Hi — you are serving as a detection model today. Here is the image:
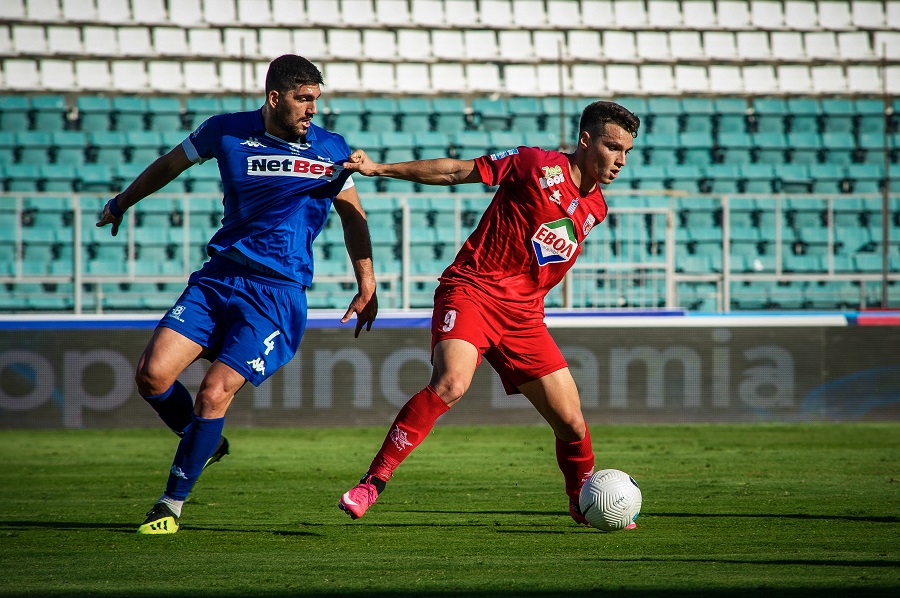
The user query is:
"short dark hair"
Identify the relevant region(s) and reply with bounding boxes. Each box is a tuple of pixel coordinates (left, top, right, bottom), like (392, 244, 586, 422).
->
(265, 54, 324, 94)
(579, 101, 641, 140)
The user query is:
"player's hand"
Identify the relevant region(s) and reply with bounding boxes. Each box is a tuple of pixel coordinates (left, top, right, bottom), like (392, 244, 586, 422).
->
(341, 289, 378, 338)
(343, 149, 379, 177)
(96, 198, 123, 237)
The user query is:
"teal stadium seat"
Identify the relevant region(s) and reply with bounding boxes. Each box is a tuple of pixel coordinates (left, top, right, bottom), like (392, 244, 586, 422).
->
(681, 97, 715, 135)
(540, 97, 579, 141)
(414, 131, 450, 160)
(381, 132, 416, 163)
(786, 132, 822, 165)
(452, 131, 490, 159)
(89, 131, 128, 163)
(507, 97, 543, 133)
(431, 97, 468, 133)
(820, 98, 855, 134)
(774, 163, 812, 193)
(184, 97, 221, 129)
(112, 96, 148, 131)
(714, 97, 748, 134)
(396, 97, 432, 133)
(703, 163, 741, 194)
(646, 97, 681, 135)
(0, 132, 14, 165)
(642, 131, 678, 166)
(808, 164, 844, 194)
(0, 96, 31, 132)
(679, 131, 714, 166)
(471, 98, 509, 132)
(488, 131, 525, 153)
(751, 98, 788, 134)
(51, 131, 87, 165)
(739, 163, 775, 193)
(752, 132, 789, 163)
(30, 95, 69, 131)
(821, 132, 856, 165)
(846, 163, 883, 193)
(857, 132, 887, 164)
(327, 97, 364, 134)
(630, 164, 666, 191)
(147, 97, 184, 132)
(785, 98, 821, 134)
(5, 163, 41, 191)
(76, 96, 112, 132)
(716, 131, 753, 164)
(666, 164, 702, 194)
(76, 163, 114, 193)
(15, 131, 52, 164)
(126, 130, 163, 163)
(855, 99, 886, 135)
(363, 97, 397, 133)
(39, 163, 77, 192)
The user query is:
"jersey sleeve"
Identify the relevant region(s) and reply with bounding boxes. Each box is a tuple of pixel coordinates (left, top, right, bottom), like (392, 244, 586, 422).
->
(473, 147, 526, 187)
(181, 115, 221, 164)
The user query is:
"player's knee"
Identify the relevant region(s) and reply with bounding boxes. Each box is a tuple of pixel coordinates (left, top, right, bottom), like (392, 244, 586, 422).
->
(193, 386, 233, 418)
(431, 375, 469, 405)
(134, 363, 173, 398)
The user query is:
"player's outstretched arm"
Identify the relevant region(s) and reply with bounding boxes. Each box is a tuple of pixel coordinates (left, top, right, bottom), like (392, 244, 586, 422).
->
(333, 185, 378, 337)
(344, 149, 482, 186)
(96, 144, 194, 236)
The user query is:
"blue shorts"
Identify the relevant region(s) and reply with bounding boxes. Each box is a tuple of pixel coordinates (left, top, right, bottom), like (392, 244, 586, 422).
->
(158, 255, 308, 386)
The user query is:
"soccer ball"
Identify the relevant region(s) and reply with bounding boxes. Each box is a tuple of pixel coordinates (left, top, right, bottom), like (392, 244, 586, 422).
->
(578, 468, 642, 531)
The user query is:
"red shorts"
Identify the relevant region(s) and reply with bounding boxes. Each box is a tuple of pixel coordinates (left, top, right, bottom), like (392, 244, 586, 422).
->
(432, 283, 568, 395)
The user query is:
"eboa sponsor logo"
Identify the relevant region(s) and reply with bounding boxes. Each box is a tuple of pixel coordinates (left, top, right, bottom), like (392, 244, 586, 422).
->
(247, 156, 337, 179)
(532, 218, 578, 266)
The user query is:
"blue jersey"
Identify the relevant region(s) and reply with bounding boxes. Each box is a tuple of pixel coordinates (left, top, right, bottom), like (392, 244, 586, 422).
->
(182, 109, 352, 286)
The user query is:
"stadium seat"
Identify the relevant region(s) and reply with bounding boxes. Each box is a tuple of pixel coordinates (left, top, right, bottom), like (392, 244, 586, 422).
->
(327, 97, 364, 134)
(30, 95, 68, 131)
(787, 132, 823, 165)
(51, 131, 87, 165)
(111, 96, 147, 131)
(414, 131, 451, 160)
(395, 97, 431, 133)
(363, 97, 398, 133)
(15, 131, 52, 165)
(75, 95, 112, 131)
(89, 131, 128, 163)
(717, 131, 754, 164)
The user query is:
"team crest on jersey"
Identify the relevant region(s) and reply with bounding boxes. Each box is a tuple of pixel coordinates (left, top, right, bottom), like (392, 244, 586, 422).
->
(247, 156, 337, 180)
(532, 218, 578, 266)
(489, 148, 519, 161)
(241, 137, 266, 148)
(583, 213, 597, 235)
(539, 165, 565, 189)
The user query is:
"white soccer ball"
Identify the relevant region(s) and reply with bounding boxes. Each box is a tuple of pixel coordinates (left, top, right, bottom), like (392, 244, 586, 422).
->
(578, 468, 642, 531)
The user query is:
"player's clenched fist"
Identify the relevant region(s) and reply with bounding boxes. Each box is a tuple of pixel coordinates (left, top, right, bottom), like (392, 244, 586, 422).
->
(343, 149, 378, 176)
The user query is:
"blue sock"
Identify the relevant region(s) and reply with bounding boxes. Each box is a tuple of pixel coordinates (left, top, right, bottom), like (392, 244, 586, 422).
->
(142, 381, 194, 435)
(165, 413, 226, 501)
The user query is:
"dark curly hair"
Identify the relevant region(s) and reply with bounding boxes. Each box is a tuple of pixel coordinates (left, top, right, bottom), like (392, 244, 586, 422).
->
(579, 101, 641, 140)
(265, 54, 324, 95)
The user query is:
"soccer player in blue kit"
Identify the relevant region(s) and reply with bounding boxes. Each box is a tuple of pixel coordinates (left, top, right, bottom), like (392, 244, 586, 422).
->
(96, 55, 378, 534)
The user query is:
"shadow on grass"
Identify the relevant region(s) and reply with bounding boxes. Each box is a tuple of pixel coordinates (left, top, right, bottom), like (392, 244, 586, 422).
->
(653, 512, 900, 524)
(0, 520, 321, 536)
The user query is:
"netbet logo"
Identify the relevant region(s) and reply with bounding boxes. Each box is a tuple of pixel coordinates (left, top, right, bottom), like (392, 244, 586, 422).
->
(532, 218, 578, 266)
(247, 156, 336, 179)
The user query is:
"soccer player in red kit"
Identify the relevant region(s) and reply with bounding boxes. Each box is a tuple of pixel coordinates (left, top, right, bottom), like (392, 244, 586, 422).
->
(338, 101, 640, 525)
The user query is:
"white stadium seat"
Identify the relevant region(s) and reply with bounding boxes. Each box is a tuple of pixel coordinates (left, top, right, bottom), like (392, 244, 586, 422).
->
(3, 59, 40, 90)
(0, 0, 25, 20)
(784, 1, 818, 30)
(188, 28, 225, 57)
(805, 32, 839, 60)
(375, 0, 411, 26)
(851, 0, 884, 28)
(567, 30, 601, 61)
(395, 62, 430, 94)
(498, 30, 535, 61)
(581, 1, 614, 27)
(603, 31, 637, 61)
(84, 26, 119, 56)
(512, 0, 547, 27)
(259, 29, 295, 60)
(219, 61, 256, 92)
(750, 0, 785, 28)
(75, 59, 112, 90)
(117, 27, 152, 56)
(675, 65, 710, 93)
(294, 29, 327, 59)
(846, 66, 882, 94)
(168, 0, 204, 27)
(536, 63, 565, 94)
(736, 31, 772, 60)
(26, 0, 62, 21)
(873, 32, 900, 60)
(95, 0, 131, 24)
(62, 0, 97, 22)
(463, 30, 498, 61)
(397, 29, 431, 61)
(184, 61, 220, 92)
(41, 58, 76, 91)
(432, 30, 465, 60)
(669, 31, 704, 60)
(430, 63, 466, 93)
(305, 0, 342, 25)
(682, 0, 716, 27)
(777, 65, 812, 93)
(744, 65, 779, 94)
(224, 28, 259, 58)
(0, 27, 12, 56)
(479, 0, 513, 27)
(237, 0, 274, 25)
(204, 0, 239, 26)
(443, 0, 478, 27)
(640, 64, 675, 94)
(886, 66, 900, 94)
(362, 29, 397, 61)
(605, 64, 641, 94)
(533, 31, 566, 61)
(708, 65, 743, 93)
(837, 32, 873, 60)
(132, 0, 169, 25)
(546, 0, 580, 28)
(771, 31, 806, 61)
(327, 29, 361, 60)
(323, 62, 360, 92)
(410, 0, 444, 26)
(571, 64, 606, 96)
(502, 64, 537, 95)
(647, 0, 682, 28)
(811, 65, 847, 93)
(153, 27, 189, 56)
(148, 60, 185, 92)
(360, 62, 396, 93)
(271, 0, 307, 26)
(818, 0, 852, 29)
(637, 31, 671, 61)
(887, 3, 900, 28)
(717, 0, 752, 28)
(467, 63, 502, 93)
(111, 59, 148, 92)
(614, 0, 648, 27)
(47, 26, 82, 55)
(703, 32, 738, 60)
(12, 25, 48, 55)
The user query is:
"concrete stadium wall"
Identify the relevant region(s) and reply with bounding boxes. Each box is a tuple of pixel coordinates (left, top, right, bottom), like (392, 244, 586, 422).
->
(1, 310, 898, 429)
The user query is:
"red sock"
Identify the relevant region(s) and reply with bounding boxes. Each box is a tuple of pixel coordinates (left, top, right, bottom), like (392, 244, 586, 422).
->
(368, 386, 450, 481)
(556, 425, 595, 503)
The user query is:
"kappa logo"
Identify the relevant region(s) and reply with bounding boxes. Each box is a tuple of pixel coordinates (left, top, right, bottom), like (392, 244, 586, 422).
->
(168, 305, 186, 323)
(539, 165, 565, 189)
(241, 137, 266, 148)
(170, 465, 188, 480)
(548, 189, 562, 205)
(247, 357, 266, 375)
(390, 424, 414, 451)
(532, 218, 579, 266)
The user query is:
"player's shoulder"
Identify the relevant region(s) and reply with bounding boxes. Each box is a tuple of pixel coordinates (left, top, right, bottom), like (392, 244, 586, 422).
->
(499, 145, 563, 167)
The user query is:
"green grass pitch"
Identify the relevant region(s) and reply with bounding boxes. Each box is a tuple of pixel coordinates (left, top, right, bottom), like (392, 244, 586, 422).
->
(1, 424, 898, 597)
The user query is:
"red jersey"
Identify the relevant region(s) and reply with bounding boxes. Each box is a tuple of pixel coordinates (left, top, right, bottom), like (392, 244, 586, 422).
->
(439, 146, 608, 314)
